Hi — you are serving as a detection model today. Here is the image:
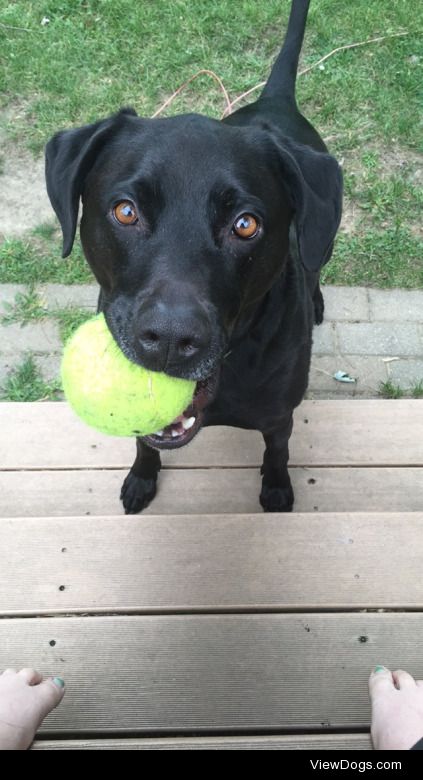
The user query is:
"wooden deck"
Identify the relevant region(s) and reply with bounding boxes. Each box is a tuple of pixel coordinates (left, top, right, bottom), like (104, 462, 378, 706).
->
(0, 399, 422, 750)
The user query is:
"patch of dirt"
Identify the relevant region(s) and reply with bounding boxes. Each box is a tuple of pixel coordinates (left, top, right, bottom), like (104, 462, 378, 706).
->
(0, 109, 54, 240)
(343, 143, 423, 185)
(339, 197, 361, 234)
(337, 144, 423, 236)
(378, 147, 423, 186)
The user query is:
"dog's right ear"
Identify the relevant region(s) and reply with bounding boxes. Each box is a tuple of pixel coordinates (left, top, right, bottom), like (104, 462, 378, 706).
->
(45, 107, 137, 257)
(261, 129, 343, 272)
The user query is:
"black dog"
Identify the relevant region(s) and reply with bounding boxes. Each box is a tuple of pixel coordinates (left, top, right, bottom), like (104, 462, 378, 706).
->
(45, 0, 342, 514)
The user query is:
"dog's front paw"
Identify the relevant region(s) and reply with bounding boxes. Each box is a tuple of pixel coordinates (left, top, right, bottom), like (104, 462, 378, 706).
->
(120, 471, 157, 514)
(260, 482, 294, 513)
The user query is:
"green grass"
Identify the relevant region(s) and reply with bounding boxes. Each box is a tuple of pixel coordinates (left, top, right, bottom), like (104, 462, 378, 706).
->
(0, 232, 92, 284)
(1, 287, 47, 324)
(0, 355, 61, 401)
(54, 307, 93, 344)
(322, 141, 423, 286)
(0, 302, 91, 400)
(1, 0, 421, 151)
(344, 164, 422, 229)
(32, 222, 59, 241)
(378, 380, 404, 399)
(322, 226, 423, 288)
(378, 380, 423, 399)
(1, 283, 93, 340)
(412, 381, 423, 399)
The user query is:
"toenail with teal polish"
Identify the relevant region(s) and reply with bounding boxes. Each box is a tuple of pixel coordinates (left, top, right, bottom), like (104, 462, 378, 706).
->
(374, 665, 385, 673)
(53, 677, 65, 688)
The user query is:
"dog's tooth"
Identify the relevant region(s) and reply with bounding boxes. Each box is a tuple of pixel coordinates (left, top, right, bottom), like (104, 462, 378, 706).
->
(155, 430, 164, 437)
(171, 429, 180, 438)
(182, 416, 196, 430)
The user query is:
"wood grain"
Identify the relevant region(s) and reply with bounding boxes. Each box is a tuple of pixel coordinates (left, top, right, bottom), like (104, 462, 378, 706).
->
(0, 512, 423, 614)
(2, 400, 422, 469)
(1, 613, 421, 733)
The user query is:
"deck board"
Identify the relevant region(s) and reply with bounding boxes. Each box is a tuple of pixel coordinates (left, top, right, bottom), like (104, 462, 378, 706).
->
(2, 400, 422, 469)
(32, 734, 372, 750)
(1, 512, 423, 615)
(1, 613, 422, 733)
(1, 467, 422, 517)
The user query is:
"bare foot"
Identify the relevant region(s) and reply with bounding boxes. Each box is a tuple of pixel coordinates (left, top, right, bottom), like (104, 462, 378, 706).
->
(369, 666, 423, 750)
(0, 669, 65, 750)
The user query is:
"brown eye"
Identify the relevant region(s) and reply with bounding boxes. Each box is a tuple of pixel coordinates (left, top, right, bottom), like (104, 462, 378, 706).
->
(233, 213, 259, 239)
(113, 200, 138, 225)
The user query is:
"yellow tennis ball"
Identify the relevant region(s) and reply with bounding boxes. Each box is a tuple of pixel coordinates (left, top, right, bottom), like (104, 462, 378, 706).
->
(61, 314, 195, 437)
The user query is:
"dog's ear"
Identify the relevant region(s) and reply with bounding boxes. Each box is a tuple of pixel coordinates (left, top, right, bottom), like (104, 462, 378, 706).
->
(267, 133, 343, 271)
(45, 107, 137, 257)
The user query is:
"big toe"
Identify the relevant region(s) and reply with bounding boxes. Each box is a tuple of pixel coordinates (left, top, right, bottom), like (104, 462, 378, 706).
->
(34, 678, 66, 718)
(0, 677, 65, 750)
(369, 666, 395, 700)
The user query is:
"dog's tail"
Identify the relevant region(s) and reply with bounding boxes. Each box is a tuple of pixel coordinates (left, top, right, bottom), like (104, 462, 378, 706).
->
(260, 0, 311, 103)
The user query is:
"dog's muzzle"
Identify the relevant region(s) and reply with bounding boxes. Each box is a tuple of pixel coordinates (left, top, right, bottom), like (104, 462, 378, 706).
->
(141, 370, 219, 450)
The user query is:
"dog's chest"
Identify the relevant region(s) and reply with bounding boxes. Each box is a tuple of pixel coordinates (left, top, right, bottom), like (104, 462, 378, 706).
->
(203, 339, 309, 432)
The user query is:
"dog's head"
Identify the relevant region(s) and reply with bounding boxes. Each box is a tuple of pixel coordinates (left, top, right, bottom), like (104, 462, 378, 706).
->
(46, 107, 341, 448)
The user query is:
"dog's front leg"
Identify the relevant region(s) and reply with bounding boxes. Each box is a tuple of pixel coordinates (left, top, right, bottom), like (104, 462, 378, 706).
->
(260, 414, 294, 512)
(120, 438, 161, 514)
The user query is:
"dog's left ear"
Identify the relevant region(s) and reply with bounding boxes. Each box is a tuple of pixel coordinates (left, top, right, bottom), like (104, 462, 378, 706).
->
(267, 133, 343, 271)
(45, 107, 138, 257)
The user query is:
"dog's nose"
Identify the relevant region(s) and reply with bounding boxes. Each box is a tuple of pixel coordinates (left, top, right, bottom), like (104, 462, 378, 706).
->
(136, 298, 211, 371)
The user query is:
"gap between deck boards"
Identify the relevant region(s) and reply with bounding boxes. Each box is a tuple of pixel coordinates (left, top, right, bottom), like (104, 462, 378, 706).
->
(1, 463, 420, 472)
(2, 607, 423, 620)
(32, 725, 371, 739)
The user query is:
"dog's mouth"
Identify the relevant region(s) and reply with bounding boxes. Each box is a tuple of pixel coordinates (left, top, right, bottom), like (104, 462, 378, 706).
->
(141, 372, 219, 450)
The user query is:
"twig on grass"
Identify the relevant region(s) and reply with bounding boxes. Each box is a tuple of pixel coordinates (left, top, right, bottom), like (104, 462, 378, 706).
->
(150, 29, 410, 119)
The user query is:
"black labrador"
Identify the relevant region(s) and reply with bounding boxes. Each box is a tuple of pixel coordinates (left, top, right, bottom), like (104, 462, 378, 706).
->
(45, 0, 342, 514)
